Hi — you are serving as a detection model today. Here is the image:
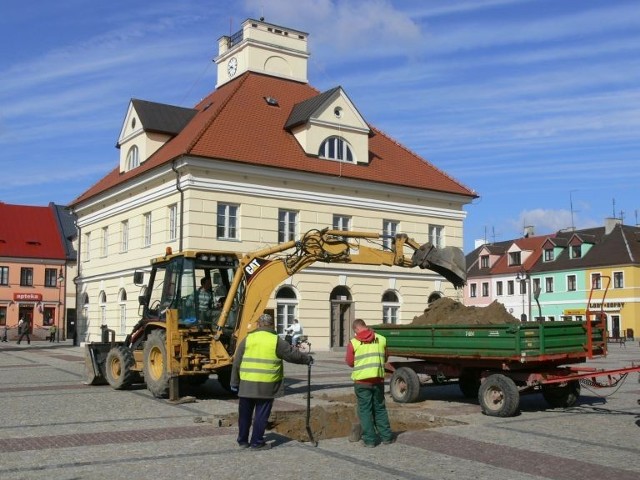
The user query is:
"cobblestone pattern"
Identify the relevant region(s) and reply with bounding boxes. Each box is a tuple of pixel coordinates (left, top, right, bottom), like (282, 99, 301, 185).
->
(1, 341, 639, 480)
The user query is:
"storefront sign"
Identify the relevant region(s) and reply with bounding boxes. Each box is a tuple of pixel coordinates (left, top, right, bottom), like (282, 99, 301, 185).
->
(14, 293, 43, 302)
(588, 301, 624, 310)
(563, 309, 586, 315)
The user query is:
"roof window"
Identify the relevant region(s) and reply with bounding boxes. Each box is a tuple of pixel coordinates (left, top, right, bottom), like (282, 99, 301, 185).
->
(264, 96, 279, 107)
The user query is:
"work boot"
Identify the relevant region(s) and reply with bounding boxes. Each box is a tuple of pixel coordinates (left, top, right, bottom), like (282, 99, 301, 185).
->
(348, 423, 362, 442)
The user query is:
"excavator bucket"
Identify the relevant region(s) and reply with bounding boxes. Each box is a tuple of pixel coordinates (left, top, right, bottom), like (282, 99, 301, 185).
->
(83, 343, 110, 385)
(411, 243, 466, 288)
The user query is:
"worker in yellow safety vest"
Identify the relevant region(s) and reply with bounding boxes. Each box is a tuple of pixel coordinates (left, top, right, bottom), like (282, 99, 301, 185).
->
(230, 313, 312, 450)
(345, 318, 395, 447)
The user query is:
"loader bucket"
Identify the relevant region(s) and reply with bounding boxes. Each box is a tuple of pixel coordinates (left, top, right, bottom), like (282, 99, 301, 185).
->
(83, 343, 111, 385)
(412, 244, 466, 288)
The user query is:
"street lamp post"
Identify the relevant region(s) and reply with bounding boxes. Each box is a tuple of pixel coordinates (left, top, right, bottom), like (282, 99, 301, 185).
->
(57, 269, 64, 343)
(516, 270, 531, 322)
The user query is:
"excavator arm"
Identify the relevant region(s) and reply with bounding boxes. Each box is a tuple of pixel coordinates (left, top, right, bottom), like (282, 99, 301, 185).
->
(216, 228, 466, 346)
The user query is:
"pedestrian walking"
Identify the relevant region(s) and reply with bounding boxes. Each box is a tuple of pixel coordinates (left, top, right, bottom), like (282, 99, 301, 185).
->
(17, 317, 31, 345)
(230, 313, 313, 450)
(1, 324, 8, 342)
(345, 318, 394, 447)
(49, 325, 57, 342)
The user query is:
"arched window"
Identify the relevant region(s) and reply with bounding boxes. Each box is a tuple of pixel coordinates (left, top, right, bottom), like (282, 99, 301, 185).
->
(276, 286, 298, 335)
(126, 145, 139, 170)
(382, 290, 400, 324)
(99, 291, 107, 328)
(318, 136, 354, 162)
(118, 289, 127, 335)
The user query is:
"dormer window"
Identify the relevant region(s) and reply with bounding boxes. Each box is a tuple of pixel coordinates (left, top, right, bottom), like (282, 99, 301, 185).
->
(480, 255, 489, 268)
(508, 251, 521, 266)
(126, 145, 139, 170)
(319, 136, 354, 163)
(571, 245, 581, 259)
(544, 248, 554, 262)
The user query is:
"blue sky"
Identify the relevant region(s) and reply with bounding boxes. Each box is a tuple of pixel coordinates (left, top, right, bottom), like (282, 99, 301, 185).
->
(1, 0, 639, 252)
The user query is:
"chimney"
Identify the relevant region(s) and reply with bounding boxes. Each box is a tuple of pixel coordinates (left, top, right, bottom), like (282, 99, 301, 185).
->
(604, 217, 621, 235)
(523, 225, 535, 238)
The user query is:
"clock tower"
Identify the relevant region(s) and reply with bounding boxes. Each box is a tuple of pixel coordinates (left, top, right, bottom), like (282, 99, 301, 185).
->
(215, 18, 310, 88)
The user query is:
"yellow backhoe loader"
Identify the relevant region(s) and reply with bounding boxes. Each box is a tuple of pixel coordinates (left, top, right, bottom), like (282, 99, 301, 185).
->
(84, 228, 466, 399)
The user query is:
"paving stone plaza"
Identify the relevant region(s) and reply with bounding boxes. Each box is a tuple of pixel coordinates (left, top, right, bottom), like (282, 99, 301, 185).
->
(1, 341, 639, 480)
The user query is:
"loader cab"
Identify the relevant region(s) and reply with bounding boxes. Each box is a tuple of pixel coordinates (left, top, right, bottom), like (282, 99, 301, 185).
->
(137, 250, 241, 329)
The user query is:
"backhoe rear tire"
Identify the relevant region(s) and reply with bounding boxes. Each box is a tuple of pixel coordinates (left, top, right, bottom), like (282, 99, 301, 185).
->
(105, 345, 137, 390)
(143, 329, 170, 398)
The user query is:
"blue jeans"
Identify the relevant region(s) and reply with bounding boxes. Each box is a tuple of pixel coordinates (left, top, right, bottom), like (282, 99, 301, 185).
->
(354, 383, 392, 445)
(237, 397, 274, 447)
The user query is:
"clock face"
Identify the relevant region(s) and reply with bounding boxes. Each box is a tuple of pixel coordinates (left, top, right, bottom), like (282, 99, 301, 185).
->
(227, 57, 238, 77)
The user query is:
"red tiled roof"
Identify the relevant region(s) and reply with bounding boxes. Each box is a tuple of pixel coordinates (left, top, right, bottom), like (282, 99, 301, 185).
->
(72, 72, 477, 205)
(0, 203, 66, 259)
(489, 235, 553, 275)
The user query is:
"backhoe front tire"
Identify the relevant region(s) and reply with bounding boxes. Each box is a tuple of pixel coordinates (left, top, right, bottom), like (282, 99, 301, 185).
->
(143, 330, 170, 398)
(105, 345, 137, 390)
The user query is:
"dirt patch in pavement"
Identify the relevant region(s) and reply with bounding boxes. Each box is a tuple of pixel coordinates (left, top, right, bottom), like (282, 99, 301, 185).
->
(203, 392, 464, 442)
(412, 297, 519, 326)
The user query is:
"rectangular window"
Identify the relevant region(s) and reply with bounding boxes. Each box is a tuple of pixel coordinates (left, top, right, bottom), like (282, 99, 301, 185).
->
(519, 280, 527, 295)
(591, 273, 601, 290)
(120, 304, 127, 335)
(168, 204, 178, 242)
(84, 232, 91, 261)
(508, 251, 521, 266)
(276, 303, 296, 335)
(43, 307, 55, 326)
(544, 249, 554, 262)
(481, 282, 489, 297)
(613, 271, 624, 289)
(101, 226, 109, 257)
(496, 281, 503, 296)
(278, 209, 298, 242)
(332, 214, 351, 231)
(217, 203, 238, 240)
(383, 305, 399, 324)
(143, 213, 152, 247)
(469, 283, 477, 298)
(382, 219, 399, 250)
(507, 280, 514, 295)
(480, 255, 489, 268)
(567, 275, 576, 292)
(0, 306, 6, 326)
(0, 266, 8, 286)
(532, 278, 541, 295)
(20, 267, 33, 287)
(44, 268, 58, 287)
(428, 224, 444, 248)
(545, 277, 554, 293)
(571, 245, 581, 259)
(121, 220, 129, 253)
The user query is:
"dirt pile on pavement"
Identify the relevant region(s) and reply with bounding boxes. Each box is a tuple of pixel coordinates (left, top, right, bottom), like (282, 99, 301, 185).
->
(412, 297, 519, 326)
(205, 392, 464, 442)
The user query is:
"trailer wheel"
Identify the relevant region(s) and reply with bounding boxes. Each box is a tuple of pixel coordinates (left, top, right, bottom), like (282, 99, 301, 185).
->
(479, 374, 520, 417)
(458, 370, 481, 398)
(541, 381, 580, 408)
(143, 330, 170, 398)
(390, 367, 421, 403)
(105, 345, 137, 390)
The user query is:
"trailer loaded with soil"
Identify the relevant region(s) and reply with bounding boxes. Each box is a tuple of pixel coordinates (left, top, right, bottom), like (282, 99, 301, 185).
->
(373, 298, 640, 417)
